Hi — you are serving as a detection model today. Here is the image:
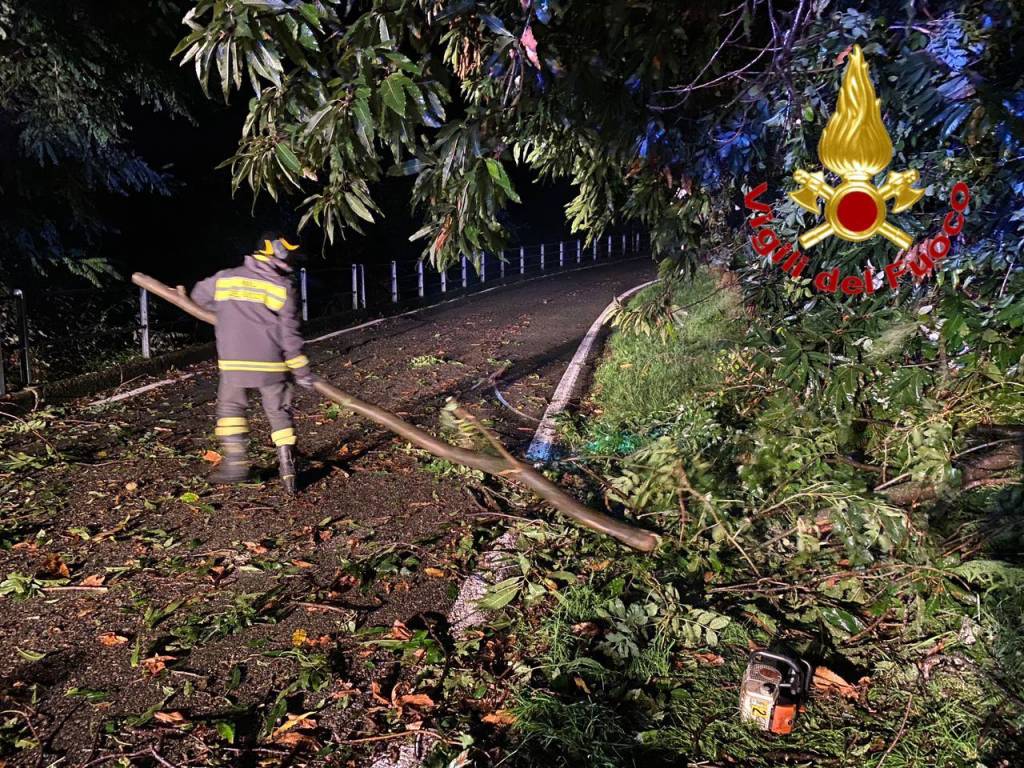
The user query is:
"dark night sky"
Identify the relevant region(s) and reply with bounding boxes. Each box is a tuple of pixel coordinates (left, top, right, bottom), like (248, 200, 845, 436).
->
(106, 88, 577, 287)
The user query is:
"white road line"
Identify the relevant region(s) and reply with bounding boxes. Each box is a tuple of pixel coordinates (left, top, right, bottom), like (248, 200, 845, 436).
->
(86, 258, 646, 407)
(525, 279, 658, 462)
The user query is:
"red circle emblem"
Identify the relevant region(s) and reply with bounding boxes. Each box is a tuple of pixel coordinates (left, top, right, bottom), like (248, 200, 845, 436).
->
(835, 190, 878, 233)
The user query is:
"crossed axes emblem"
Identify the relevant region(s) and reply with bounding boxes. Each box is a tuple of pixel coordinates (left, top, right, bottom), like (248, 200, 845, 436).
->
(790, 168, 923, 250)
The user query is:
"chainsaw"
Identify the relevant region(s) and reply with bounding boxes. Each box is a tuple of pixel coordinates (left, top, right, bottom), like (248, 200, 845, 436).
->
(739, 650, 813, 735)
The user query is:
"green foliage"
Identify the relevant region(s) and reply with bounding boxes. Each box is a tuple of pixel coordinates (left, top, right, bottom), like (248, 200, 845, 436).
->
(0, 0, 190, 286)
(176, 0, 783, 265)
(592, 270, 743, 430)
(455, 265, 1024, 766)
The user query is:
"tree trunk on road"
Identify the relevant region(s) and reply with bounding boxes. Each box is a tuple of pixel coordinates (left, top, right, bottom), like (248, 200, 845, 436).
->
(132, 272, 661, 552)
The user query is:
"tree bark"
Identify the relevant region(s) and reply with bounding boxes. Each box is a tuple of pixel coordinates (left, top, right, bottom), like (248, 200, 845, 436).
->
(876, 433, 1023, 507)
(132, 272, 660, 552)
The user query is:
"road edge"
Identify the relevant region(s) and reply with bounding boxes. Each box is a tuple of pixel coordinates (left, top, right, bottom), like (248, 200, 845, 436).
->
(369, 277, 658, 768)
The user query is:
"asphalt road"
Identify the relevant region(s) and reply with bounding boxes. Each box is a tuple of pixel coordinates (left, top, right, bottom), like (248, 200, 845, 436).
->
(0, 257, 655, 766)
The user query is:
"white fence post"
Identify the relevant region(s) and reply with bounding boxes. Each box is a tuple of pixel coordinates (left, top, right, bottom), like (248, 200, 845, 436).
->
(592, 240, 598, 261)
(299, 267, 309, 321)
(540, 243, 545, 271)
(359, 264, 367, 308)
(351, 265, 359, 310)
(622, 233, 627, 255)
(461, 255, 468, 288)
(139, 287, 151, 359)
(577, 239, 582, 264)
(500, 251, 506, 279)
(559, 241, 564, 268)
(441, 267, 447, 293)
(519, 246, 525, 275)
(390, 261, 398, 303)
(607, 234, 612, 257)
(481, 253, 487, 283)
(417, 261, 425, 298)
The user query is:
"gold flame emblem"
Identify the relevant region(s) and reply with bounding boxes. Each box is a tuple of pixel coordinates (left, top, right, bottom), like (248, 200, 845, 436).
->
(790, 45, 923, 250)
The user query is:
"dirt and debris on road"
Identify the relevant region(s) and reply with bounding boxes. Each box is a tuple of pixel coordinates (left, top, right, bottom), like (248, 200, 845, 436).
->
(0, 260, 654, 766)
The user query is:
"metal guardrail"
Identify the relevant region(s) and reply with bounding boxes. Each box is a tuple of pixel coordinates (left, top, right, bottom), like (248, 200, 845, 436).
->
(0, 289, 31, 397)
(3, 231, 645, 393)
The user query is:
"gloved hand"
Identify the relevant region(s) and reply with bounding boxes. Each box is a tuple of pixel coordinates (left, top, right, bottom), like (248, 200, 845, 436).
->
(294, 372, 316, 390)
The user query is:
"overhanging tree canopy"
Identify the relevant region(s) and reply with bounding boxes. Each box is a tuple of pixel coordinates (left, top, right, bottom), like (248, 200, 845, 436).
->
(0, 0, 192, 286)
(175, 0, 1024, 508)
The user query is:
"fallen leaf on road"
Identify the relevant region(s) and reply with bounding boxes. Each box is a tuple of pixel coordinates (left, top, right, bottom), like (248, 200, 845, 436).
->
(154, 711, 187, 725)
(202, 450, 222, 464)
(423, 567, 445, 577)
(271, 713, 317, 740)
(98, 632, 128, 647)
(396, 693, 435, 708)
(142, 654, 176, 675)
(693, 652, 725, 666)
(371, 681, 391, 706)
(390, 620, 412, 641)
(571, 622, 601, 638)
(482, 710, 517, 726)
(292, 629, 308, 648)
(81, 574, 106, 588)
(813, 666, 862, 699)
(41, 553, 70, 579)
(272, 731, 317, 748)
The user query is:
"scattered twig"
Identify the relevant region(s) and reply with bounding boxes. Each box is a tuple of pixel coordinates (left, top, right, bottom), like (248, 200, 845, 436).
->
(337, 728, 445, 745)
(874, 694, 914, 767)
(0, 708, 44, 768)
(149, 746, 180, 768)
(873, 472, 912, 492)
(962, 476, 1021, 492)
(80, 749, 154, 768)
(292, 601, 351, 615)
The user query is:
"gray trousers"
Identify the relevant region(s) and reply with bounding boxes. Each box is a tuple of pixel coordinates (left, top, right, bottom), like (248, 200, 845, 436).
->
(215, 379, 296, 447)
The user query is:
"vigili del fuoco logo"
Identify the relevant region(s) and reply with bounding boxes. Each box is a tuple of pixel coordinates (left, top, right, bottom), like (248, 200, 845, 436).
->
(745, 45, 970, 296)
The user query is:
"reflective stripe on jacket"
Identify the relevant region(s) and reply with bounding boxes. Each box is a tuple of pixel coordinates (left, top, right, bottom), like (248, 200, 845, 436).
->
(191, 255, 311, 386)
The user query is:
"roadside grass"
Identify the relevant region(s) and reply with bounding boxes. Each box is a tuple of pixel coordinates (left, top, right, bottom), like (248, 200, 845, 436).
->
(440, 268, 1024, 767)
(589, 269, 743, 432)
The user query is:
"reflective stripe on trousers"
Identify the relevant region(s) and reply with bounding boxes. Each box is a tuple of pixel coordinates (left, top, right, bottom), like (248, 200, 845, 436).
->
(215, 379, 294, 446)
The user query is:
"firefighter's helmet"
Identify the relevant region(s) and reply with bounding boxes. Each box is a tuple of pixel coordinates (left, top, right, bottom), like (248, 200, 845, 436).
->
(254, 232, 300, 273)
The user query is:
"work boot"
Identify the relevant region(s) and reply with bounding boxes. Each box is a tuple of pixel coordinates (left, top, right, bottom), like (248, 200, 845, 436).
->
(277, 445, 297, 495)
(211, 436, 249, 484)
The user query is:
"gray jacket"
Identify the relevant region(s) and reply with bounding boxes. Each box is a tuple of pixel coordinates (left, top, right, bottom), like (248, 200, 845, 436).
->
(192, 255, 311, 386)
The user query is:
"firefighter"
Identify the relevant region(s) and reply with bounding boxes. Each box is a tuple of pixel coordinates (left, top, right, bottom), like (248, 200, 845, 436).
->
(190, 232, 314, 494)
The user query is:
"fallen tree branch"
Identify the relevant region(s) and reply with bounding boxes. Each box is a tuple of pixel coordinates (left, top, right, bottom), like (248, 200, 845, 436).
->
(132, 273, 660, 552)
